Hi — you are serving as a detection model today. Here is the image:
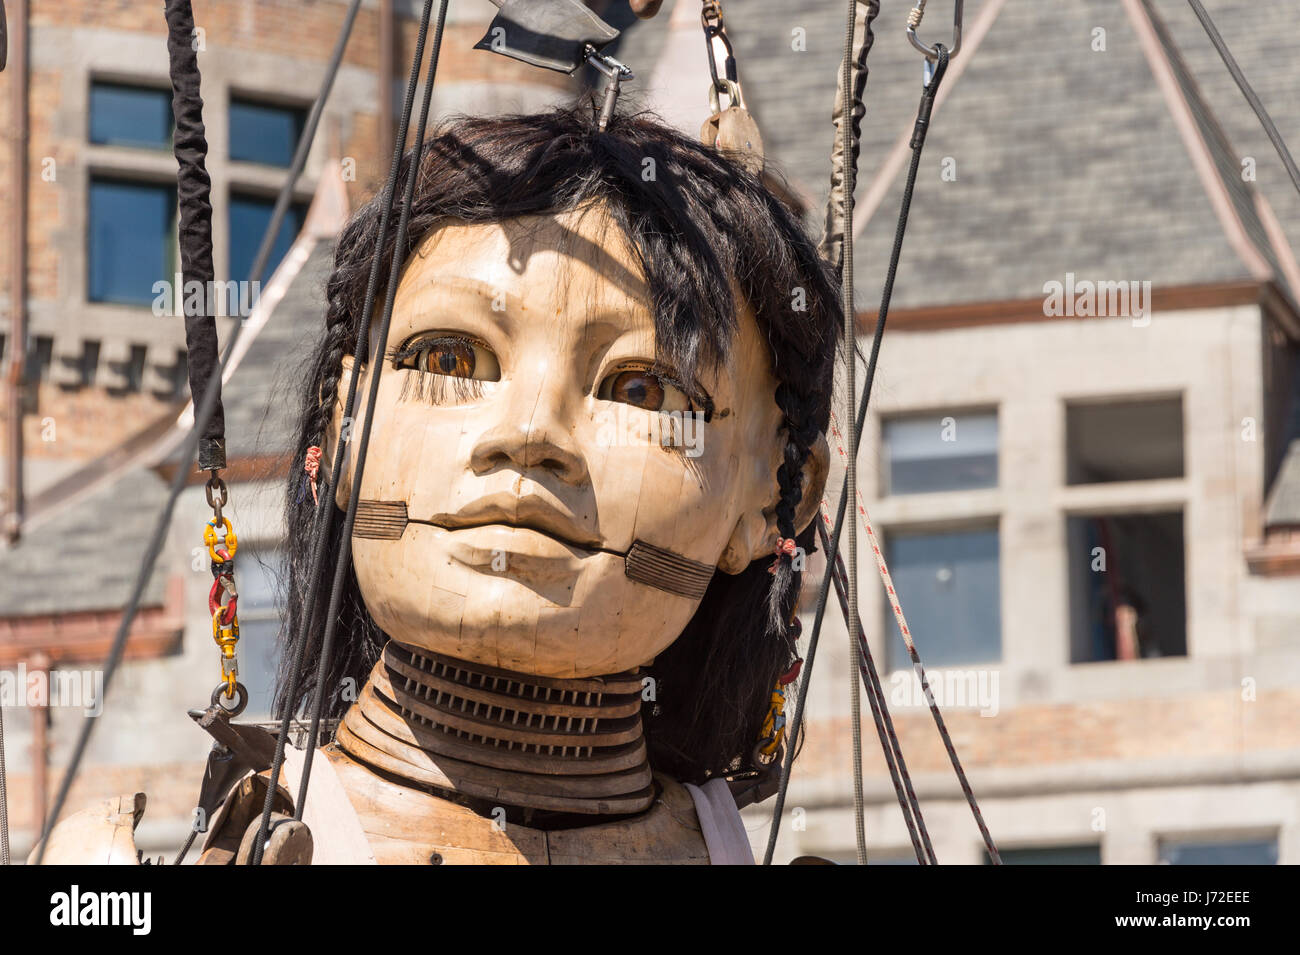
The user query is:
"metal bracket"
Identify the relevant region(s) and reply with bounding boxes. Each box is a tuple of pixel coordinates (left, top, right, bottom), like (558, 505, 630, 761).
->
(474, 0, 620, 75)
(187, 704, 277, 834)
(586, 47, 634, 132)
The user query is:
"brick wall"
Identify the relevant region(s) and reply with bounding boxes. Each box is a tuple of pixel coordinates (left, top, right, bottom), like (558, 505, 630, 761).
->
(3, 0, 574, 470)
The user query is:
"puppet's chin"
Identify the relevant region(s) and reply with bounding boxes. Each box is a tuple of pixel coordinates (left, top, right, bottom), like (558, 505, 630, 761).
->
(352, 523, 698, 678)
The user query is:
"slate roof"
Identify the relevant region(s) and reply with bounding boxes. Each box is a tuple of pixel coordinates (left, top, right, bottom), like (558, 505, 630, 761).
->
(0, 242, 337, 617)
(610, 0, 1300, 311)
(0, 469, 173, 616)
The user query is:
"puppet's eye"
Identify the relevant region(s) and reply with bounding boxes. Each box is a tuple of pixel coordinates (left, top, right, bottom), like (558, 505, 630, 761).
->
(598, 365, 694, 414)
(390, 335, 500, 381)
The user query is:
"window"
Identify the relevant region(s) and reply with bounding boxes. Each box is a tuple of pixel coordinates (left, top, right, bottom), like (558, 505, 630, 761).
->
(1159, 836, 1277, 865)
(225, 97, 310, 310)
(89, 82, 172, 149)
(1068, 512, 1186, 662)
(885, 526, 1001, 670)
(228, 191, 307, 290)
(229, 97, 306, 167)
(985, 845, 1101, 865)
(88, 177, 177, 305)
(235, 547, 286, 718)
(883, 410, 997, 495)
(1067, 397, 1183, 484)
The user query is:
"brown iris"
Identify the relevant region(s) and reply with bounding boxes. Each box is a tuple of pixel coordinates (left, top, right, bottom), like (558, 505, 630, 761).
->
(426, 340, 475, 378)
(597, 364, 697, 414)
(608, 368, 665, 411)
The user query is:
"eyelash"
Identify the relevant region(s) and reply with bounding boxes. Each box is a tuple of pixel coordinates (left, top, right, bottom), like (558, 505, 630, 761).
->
(611, 361, 715, 421)
(386, 336, 489, 405)
(402, 373, 487, 404)
(385, 336, 714, 420)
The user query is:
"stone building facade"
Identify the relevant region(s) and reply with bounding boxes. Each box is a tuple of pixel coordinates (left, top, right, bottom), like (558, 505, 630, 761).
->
(2, 0, 1298, 865)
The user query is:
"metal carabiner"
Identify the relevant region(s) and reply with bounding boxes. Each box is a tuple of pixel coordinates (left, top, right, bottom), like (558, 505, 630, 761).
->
(907, 0, 962, 62)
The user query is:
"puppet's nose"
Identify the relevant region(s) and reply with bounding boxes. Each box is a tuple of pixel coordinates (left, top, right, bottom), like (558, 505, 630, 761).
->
(468, 372, 588, 486)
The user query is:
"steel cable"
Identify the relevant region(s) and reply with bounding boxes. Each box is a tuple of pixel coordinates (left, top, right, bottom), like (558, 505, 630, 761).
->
(817, 516, 935, 863)
(839, 0, 869, 871)
(764, 41, 953, 866)
(166, 0, 367, 867)
(32, 0, 363, 867)
(0, 705, 9, 865)
(1187, 0, 1300, 199)
(250, 0, 446, 865)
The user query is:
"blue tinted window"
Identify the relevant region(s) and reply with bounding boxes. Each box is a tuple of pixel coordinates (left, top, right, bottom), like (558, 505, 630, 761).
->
(886, 527, 1001, 670)
(884, 412, 998, 495)
(88, 178, 176, 305)
(1160, 839, 1277, 865)
(987, 845, 1101, 865)
(90, 82, 173, 149)
(229, 192, 306, 285)
(229, 98, 305, 167)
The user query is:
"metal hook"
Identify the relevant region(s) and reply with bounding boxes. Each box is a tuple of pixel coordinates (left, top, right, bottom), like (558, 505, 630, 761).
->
(907, 0, 962, 62)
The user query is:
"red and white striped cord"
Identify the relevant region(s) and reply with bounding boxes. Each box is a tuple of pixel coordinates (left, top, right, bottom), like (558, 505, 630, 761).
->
(826, 410, 916, 655)
(823, 406, 1002, 863)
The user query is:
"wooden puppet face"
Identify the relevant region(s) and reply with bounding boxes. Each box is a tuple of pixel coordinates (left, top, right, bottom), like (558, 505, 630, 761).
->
(328, 204, 794, 678)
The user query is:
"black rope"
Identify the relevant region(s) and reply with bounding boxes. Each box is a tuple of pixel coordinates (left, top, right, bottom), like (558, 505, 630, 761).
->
(250, 0, 446, 865)
(1186, 0, 1300, 199)
(31, 0, 363, 868)
(164, 0, 224, 470)
(295, 0, 449, 833)
(850, 43, 1003, 865)
(166, 0, 365, 867)
(763, 44, 950, 866)
(818, 519, 935, 864)
(33, 2, 230, 865)
(171, 829, 198, 867)
(763, 0, 880, 867)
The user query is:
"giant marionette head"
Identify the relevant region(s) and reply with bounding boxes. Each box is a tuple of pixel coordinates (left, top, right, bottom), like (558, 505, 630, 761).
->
(283, 108, 840, 781)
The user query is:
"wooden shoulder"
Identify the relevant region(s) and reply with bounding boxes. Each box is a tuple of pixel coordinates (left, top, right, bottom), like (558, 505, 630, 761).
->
(29, 793, 146, 865)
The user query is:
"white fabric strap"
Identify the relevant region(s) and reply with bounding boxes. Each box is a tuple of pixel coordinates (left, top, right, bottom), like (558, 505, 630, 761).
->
(280, 746, 377, 865)
(683, 778, 755, 865)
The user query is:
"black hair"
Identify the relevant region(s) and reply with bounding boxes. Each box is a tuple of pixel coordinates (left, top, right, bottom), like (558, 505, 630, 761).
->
(277, 106, 840, 783)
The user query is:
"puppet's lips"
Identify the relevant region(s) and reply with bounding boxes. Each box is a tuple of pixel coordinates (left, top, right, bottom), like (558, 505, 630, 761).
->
(433, 524, 604, 573)
(421, 494, 605, 553)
